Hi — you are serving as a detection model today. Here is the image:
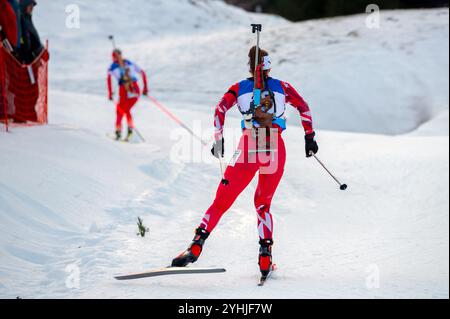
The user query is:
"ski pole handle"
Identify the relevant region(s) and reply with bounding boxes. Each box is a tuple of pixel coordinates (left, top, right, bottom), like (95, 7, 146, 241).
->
(310, 152, 348, 191)
(251, 24, 262, 33)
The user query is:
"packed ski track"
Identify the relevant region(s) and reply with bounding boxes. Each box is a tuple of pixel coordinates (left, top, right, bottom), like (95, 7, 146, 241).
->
(0, 1, 449, 298)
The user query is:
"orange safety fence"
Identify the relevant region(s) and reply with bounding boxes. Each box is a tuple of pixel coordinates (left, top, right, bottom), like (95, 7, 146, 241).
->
(0, 41, 49, 132)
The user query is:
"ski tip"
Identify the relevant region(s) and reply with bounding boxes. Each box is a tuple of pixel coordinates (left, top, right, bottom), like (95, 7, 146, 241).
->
(211, 268, 226, 273)
(114, 275, 130, 281)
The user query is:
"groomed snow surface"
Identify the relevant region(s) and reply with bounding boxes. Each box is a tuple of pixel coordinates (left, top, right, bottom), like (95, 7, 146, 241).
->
(0, 1, 448, 298)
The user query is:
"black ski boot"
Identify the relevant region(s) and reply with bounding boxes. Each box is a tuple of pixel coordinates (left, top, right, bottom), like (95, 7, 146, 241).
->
(115, 130, 121, 141)
(125, 128, 133, 142)
(258, 239, 273, 277)
(171, 228, 210, 267)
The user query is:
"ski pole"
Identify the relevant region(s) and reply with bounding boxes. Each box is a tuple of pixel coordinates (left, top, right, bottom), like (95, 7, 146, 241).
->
(218, 155, 229, 186)
(310, 152, 348, 191)
(145, 95, 227, 184)
(145, 95, 208, 147)
(133, 127, 146, 143)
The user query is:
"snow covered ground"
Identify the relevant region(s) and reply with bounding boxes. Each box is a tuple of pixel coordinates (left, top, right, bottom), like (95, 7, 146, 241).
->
(0, 1, 448, 298)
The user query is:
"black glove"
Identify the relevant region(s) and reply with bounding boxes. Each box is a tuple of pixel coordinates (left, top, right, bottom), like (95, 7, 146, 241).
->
(211, 138, 224, 158)
(305, 132, 319, 157)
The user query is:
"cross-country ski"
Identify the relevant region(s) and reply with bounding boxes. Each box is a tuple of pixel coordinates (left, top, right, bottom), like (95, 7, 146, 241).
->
(114, 267, 226, 281)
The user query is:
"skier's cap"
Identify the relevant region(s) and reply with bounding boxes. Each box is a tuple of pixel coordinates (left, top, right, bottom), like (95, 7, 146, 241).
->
(263, 55, 271, 71)
(112, 49, 122, 60)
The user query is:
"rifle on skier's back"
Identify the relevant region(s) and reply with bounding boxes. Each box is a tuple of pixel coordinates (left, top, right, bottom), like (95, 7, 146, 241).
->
(245, 24, 274, 130)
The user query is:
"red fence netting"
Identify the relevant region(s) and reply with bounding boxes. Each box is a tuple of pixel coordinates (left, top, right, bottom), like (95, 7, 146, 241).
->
(0, 41, 49, 131)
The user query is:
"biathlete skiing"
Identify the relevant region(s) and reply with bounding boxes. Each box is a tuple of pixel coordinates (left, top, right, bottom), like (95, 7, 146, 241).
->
(107, 48, 148, 141)
(171, 25, 319, 283)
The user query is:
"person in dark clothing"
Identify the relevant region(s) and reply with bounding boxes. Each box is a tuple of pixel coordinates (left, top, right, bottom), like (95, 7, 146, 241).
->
(19, 0, 43, 64)
(7, 0, 21, 48)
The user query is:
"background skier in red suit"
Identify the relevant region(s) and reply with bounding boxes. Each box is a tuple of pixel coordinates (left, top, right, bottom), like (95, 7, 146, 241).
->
(107, 49, 148, 141)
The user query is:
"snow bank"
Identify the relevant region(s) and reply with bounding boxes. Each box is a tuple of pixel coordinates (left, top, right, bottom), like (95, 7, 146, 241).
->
(411, 110, 449, 136)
